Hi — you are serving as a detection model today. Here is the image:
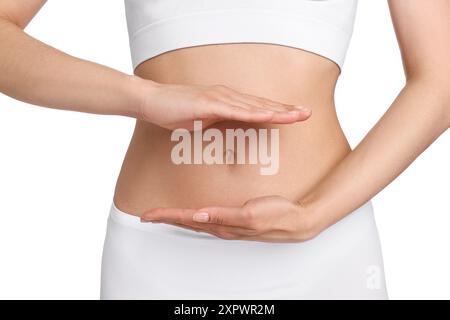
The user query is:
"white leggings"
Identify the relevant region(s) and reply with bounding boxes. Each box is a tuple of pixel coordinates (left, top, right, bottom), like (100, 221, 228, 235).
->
(100, 200, 388, 299)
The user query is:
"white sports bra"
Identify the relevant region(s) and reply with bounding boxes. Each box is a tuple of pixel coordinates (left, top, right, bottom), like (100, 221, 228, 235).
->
(124, 0, 358, 71)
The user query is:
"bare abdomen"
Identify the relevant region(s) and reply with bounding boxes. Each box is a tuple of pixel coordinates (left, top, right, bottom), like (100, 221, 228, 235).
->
(113, 43, 351, 215)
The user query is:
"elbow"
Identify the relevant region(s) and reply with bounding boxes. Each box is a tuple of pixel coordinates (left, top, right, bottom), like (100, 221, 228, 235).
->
(0, 16, 21, 33)
(433, 78, 450, 129)
(444, 87, 450, 129)
(406, 72, 450, 129)
(0, 12, 27, 30)
(442, 98, 450, 129)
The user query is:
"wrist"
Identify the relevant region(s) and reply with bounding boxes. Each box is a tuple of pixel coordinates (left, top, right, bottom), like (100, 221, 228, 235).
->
(122, 75, 160, 120)
(297, 192, 329, 239)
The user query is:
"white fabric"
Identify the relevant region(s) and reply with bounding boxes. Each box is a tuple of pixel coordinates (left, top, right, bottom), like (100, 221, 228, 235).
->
(100, 200, 388, 299)
(124, 0, 358, 70)
(110, 0, 386, 300)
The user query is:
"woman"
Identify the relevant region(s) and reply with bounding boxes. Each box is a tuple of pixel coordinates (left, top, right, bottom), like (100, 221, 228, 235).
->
(0, 0, 448, 299)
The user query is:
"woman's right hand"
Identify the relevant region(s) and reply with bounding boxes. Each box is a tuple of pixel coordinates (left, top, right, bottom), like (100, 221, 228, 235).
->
(0, 1, 311, 133)
(137, 80, 312, 130)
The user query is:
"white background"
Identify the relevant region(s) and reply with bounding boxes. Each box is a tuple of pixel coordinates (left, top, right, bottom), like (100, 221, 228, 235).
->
(0, 1, 448, 299)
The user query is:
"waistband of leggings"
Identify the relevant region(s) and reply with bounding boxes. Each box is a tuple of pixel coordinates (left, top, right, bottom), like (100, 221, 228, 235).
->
(108, 201, 219, 239)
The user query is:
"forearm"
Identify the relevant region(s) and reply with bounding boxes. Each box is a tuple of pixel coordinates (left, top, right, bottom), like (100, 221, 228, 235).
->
(0, 17, 151, 118)
(301, 79, 450, 231)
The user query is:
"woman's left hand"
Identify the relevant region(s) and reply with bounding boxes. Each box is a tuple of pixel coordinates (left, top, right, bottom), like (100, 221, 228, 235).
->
(140, 195, 322, 243)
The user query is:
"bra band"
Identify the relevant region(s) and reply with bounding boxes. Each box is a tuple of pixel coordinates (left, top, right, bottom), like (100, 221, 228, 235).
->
(125, 0, 358, 71)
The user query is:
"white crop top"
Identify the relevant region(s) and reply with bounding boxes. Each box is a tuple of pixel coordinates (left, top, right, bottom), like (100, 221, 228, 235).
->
(124, 0, 358, 71)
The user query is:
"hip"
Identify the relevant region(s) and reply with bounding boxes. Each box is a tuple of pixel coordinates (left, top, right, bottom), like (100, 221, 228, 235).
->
(100, 199, 388, 299)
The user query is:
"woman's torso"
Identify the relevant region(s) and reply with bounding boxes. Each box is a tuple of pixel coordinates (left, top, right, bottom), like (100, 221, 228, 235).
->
(113, 43, 351, 215)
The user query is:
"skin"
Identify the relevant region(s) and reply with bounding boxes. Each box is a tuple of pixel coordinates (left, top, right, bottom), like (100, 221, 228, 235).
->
(0, 1, 310, 129)
(139, 0, 450, 242)
(1, 1, 449, 244)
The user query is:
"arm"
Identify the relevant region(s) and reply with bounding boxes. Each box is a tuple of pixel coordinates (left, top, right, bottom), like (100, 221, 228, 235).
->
(0, 0, 310, 131)
(299, 0, 450, 233)
(0, 0, 142, 118)
(139, 0, 450, 242)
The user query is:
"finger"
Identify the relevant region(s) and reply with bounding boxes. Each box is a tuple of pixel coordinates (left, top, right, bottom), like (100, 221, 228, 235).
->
(163, 221, 257, 238)
(221, 95, 311, 122)
(141, 207, 247, 230)
(211, 102, 310, 124)
(141, 207, 197, 224)
(213, 85, 310, 114)
(164, 222, 205, 233)
(166, 220, 294, 242)
(222, 95, 311, 124)
(141, 207, 257, 236)
(142, 206, 252, 228)
(192, 206, 253, 228)
(266, 109, 312, 123)
(219, 95, 281, 113)
(225, 94, 292, 113)
(235, 92, 310, 113)
(226, 94, 312, 122)
(243, 230, 301, 243)
(210, 103, 277, 122)
(222, 86, 287, 108)
(231, 93, 297, 112)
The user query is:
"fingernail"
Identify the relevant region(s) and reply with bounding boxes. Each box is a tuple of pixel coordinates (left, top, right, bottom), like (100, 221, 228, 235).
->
(141, 217, 160, 223)
(140, 214, 153, 222)
(193, 212, 209, 222)
(295, 106, 310, 112)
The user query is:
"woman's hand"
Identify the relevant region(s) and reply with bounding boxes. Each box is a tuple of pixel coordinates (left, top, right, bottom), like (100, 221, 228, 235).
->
(137, 80, 312, 130)
(140, 195, 322, 243)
